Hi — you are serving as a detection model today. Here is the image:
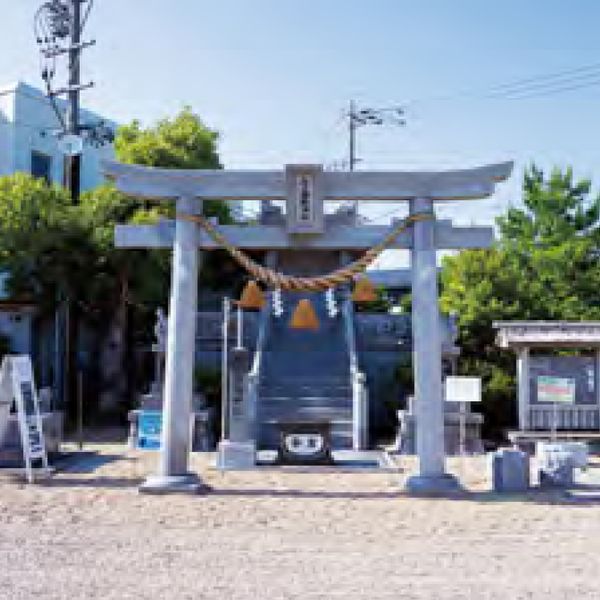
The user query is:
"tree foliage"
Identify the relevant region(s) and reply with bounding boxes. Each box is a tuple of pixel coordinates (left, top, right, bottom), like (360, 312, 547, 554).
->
(114, 107, 231, 223)
(440, 165, 600, 437)
(115, 106, 221, 170)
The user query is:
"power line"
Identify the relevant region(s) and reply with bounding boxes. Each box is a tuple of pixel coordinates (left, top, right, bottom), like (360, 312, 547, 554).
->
(405, 61, 600, 107)
(346, 100, 406, 171)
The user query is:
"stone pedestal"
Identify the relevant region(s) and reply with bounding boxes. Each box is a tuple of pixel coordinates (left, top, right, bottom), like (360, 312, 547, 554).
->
(217, 347, 257, 469)
(216, 440, 256, 469)
(396, 409, 484, 455)
(490, 449, 530, 493)
(139, 473, 208, 495)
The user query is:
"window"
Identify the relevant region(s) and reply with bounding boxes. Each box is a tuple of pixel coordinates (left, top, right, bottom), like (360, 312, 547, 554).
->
(30, 151, 52, 184)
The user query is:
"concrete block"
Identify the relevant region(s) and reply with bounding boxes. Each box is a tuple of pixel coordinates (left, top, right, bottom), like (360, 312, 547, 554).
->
(537, 442, 576, 488)
(536, 441, 588, 469)
(490, 448, 530, 493)
(217, 440, 256, 469)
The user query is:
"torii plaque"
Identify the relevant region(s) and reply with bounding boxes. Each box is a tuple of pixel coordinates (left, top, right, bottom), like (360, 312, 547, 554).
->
(104, 160, 513, 494)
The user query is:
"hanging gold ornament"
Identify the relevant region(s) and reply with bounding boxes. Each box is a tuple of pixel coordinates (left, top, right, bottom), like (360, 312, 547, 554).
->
(237, 280, 265, 309)
(289, 299, 320, 330)
(351, 276, 378, 303)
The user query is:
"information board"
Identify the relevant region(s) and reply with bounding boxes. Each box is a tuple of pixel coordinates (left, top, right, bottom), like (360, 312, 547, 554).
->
(445, 376, 482, 403)
(537, 375, 575, 404)
(137, 410, 162, 449)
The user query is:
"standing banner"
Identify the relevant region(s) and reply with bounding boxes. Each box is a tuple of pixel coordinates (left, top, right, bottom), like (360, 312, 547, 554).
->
(0, 356, 49, 482)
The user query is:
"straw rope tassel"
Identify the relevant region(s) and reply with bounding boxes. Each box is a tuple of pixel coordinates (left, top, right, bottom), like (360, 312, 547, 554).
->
(290, 299, 320, 330)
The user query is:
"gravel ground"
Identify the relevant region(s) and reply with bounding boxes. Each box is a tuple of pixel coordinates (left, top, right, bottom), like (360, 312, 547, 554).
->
(1, 443, 600, 600)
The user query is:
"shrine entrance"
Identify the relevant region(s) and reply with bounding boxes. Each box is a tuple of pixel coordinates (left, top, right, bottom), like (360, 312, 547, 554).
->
(105, 160, 512, 494)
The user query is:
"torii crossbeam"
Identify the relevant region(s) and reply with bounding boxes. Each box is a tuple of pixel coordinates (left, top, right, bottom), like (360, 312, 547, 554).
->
(105, 160, 513, 495)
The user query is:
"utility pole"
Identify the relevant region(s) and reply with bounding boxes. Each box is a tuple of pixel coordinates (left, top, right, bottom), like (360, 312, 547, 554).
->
(34, 0, 110, 423)
(35, 0, 106, 202)
(66, 0, 82, 202)
(349, 100, 357, 171)
(346, 100, 406, 171)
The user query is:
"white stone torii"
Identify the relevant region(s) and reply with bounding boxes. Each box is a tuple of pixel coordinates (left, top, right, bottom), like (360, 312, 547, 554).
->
(104, 160, 513, 494)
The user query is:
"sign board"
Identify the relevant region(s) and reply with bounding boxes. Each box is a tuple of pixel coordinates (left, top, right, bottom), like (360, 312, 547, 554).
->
(285, 165, 325, 234)
(137, 410, 162, 449)
(537, 375, 575, 404)
(445, 376, 482, 403)
(0, 356, 48, 482)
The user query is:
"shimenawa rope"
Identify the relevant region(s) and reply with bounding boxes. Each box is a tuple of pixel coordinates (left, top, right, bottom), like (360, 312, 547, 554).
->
(178, 212, 433, 291)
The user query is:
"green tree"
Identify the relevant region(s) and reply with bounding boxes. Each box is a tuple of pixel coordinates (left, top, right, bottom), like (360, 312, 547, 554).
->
(440, 165, 600, 438)
(114, 106, 231, 223)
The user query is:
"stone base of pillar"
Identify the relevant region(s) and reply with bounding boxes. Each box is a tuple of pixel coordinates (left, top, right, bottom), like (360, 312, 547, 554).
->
(216, 440, 256, 470)
(404, 473, 462, 496)
(139, 473, 210, 495)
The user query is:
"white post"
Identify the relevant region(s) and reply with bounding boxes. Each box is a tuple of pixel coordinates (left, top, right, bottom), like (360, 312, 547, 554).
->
(236, 304, 243, 350)
(140, 195, 205, 494)
(517, 347, 530, 431)
(405, 197, 459, 494)
(221, 297, 230, 442)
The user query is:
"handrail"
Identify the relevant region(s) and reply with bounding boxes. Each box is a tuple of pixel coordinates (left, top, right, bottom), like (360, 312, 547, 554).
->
(342, 296, 369, 450)
(249, 295, 271, 378)
(243, 296, 271, 444)
(343, 296, 360, 376)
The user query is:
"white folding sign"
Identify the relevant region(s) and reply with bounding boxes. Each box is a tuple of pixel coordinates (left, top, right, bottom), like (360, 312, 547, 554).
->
(445, 376, 482, 403)
(0, 356, 49, 482)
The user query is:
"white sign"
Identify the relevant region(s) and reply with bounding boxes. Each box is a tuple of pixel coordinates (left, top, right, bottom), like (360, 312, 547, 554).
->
(58, 134, 83, 157)
(445, 376, 482, 403)
(0, 356, 48, 482)
(285, 165, 324, 234)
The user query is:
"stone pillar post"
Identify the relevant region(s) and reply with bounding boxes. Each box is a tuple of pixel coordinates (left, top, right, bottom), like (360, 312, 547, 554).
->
(217, 347, 257, 468)
(516, 347, 530, 431)
(140, 195, 206, 494)
(596, 349, 600, 431)
(405, 197, 459, 494)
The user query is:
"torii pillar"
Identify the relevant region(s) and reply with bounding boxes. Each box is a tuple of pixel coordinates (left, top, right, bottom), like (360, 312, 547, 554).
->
(140, 195, 204, 493)
(406, 197, 455, 492)
(104, 160, 513, 495)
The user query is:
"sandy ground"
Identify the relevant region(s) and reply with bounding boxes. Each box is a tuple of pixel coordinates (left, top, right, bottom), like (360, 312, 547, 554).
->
(1, 440, 600, 600)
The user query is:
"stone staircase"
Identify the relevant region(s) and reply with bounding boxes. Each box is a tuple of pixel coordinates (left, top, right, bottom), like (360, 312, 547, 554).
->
(256, 292, 353, 450)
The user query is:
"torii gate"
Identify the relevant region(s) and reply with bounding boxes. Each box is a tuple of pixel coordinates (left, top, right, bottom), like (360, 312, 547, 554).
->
(104, 160, 513, 494)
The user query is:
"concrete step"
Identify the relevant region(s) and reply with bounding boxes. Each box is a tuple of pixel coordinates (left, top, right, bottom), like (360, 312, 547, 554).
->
(259, 388, 352, 398)
(259, 396, 351, 406)
(260, 375, 350, 385)
(259, 407, 352, 421)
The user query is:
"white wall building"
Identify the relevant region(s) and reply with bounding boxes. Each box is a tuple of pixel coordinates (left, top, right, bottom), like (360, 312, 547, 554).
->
(0, 81, 116, 190)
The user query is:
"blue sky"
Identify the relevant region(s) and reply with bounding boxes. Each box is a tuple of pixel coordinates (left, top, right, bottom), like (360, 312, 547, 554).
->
(2, 0, 600, 236)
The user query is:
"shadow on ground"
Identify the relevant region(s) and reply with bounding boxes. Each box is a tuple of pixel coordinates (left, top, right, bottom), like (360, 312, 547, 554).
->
(26, 475, 600, 505)
(54, 451, 136, 474)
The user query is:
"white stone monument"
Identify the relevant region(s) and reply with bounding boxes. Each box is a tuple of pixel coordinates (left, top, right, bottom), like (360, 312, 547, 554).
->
(104, 160, 513, 494)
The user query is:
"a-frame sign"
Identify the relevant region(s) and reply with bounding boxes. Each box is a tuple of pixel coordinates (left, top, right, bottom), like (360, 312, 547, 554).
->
(0, 356, 49, 483)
